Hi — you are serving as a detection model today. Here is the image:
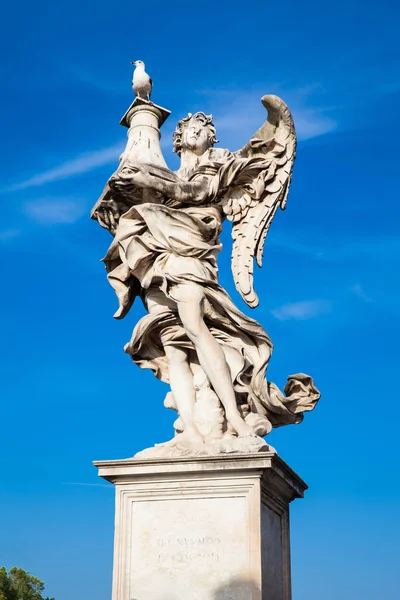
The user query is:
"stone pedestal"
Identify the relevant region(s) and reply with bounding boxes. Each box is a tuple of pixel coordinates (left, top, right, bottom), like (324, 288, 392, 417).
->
(94, 453, 307, 600)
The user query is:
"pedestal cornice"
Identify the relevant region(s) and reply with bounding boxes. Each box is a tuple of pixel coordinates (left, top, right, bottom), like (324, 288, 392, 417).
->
(94, 452, 307, 503)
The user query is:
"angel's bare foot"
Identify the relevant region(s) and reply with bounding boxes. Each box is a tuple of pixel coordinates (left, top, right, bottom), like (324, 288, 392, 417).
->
(171, 424, 204, 447)
(156, 425, 204, 448)
(227, 412, 256, 437)
(184, 424, 205, 445)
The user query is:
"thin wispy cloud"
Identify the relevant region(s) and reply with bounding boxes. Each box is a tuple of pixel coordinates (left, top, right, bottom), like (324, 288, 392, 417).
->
(292, 107, 336, 140)
(350, 283, 373, 303)
(4, 84, 335, 195)
(24, 197, 86, 225)
(0, 229, 21, 242)
(271, 299, 331, 321)
(6, 142, 124, 192)
(215, 107, 336, 143)
(197, 83, 338, 148)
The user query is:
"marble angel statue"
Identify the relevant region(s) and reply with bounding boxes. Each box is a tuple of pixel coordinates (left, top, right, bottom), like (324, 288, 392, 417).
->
(91, 92, 320, 456)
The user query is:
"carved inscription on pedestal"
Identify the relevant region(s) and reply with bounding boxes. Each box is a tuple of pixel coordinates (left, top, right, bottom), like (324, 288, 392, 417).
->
(156, 535, 221, 566)
(129, 496, 250, 600)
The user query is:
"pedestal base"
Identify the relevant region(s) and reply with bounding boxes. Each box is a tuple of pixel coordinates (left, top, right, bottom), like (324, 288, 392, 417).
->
(94, 453, 307, 600)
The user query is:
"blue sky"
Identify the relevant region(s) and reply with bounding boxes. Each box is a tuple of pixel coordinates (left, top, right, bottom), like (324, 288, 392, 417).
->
(1, 0, 399, 598)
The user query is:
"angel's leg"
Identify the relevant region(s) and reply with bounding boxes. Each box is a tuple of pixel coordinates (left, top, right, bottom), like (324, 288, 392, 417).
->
(145, 287, 203, 444)
(173, 283, 254, 437)
(163, 345, 203, 444)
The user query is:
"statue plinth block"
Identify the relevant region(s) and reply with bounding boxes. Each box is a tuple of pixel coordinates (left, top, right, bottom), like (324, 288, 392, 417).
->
(94, 453, 307, 600)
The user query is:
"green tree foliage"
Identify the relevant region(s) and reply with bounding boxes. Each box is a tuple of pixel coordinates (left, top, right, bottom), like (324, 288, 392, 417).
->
(0, 567, 54, 600)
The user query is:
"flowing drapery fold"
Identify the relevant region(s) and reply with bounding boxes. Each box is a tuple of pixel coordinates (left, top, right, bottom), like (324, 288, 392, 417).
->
(102, 201, 319, 432)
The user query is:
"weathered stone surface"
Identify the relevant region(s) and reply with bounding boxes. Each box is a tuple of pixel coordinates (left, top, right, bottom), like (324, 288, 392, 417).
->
(91, 85, 320, 456)
(94, 453, 306, 600)
(134, 432, 272, 459)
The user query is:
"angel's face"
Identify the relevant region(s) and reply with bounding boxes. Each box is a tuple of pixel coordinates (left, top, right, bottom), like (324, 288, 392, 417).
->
(181, 118, 211, 156)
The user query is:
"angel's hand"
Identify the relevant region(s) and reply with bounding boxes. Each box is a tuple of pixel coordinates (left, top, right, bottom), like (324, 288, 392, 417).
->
(95, 199, 120, 235)
(118, 164, 149, 189)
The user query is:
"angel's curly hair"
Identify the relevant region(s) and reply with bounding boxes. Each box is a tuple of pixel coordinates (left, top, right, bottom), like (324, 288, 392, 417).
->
(172, 112, 219, 156)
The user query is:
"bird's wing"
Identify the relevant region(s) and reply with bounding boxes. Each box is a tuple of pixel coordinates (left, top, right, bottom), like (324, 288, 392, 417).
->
(216, 95, 296, 308)
(149, 77, 153, 87)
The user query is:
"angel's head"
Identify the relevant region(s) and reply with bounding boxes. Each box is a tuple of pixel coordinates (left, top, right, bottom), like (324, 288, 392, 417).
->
(173, 112, 218, 157)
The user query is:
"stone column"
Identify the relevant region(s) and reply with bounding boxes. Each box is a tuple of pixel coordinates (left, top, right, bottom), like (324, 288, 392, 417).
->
(120, 98, 171, 168)
(94, 453, 307, 600)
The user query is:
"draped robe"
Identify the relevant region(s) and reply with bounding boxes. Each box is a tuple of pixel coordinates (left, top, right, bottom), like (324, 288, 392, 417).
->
(101, 152, 319, 434)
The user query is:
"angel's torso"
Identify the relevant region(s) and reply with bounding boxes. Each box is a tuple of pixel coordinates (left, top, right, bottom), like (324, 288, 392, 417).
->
(117, 201, 222, 293)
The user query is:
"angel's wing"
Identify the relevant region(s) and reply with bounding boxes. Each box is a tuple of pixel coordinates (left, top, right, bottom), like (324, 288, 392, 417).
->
(222, 95, 296, 308)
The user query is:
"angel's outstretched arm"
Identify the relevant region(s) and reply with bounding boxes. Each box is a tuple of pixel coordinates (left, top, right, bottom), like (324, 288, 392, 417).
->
(110, 164, 209, 205)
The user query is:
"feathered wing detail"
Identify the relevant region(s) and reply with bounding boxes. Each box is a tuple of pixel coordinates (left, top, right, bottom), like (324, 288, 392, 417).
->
(222, 95, 296, 308)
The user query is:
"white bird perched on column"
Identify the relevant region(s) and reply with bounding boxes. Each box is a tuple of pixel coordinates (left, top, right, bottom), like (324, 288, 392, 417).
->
(131, 60, 153, 101)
